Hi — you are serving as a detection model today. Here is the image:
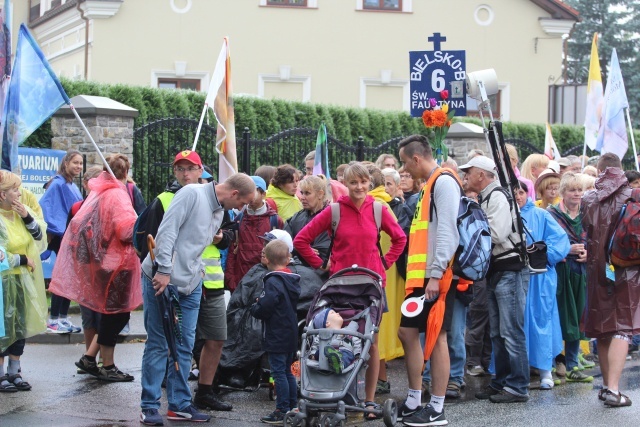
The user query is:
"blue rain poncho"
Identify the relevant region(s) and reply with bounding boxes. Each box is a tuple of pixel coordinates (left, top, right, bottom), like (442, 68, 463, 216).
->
(39, 174, 82, 237)
(520, 198, 570, 370)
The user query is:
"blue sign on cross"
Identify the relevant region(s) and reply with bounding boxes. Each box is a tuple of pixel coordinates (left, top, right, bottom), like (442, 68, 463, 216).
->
(409, 33, 467, 117)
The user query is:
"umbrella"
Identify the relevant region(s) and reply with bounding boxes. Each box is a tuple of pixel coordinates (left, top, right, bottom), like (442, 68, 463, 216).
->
(147, 235, 182, 371)
(423, 267, 454, 361)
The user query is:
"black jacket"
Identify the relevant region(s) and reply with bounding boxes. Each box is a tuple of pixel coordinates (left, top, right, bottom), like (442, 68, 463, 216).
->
(284, 204, 330, 265)
(250, 270, 301, 353)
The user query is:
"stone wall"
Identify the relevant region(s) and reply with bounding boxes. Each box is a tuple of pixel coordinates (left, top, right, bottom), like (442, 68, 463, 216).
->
(51, 114, 135, 169)
(445, 136, 491, 162)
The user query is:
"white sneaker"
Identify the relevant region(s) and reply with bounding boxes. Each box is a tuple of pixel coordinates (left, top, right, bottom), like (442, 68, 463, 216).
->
(46, 320, 72, 334)
(58, 318, 81, 333)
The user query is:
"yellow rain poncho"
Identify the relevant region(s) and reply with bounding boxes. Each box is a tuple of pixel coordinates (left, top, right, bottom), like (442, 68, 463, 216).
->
(0, 206, 47, 351)
(266, 184, 302, 221)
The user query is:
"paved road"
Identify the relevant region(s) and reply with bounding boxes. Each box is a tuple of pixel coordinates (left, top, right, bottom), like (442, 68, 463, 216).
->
(1, 342, 639, 426)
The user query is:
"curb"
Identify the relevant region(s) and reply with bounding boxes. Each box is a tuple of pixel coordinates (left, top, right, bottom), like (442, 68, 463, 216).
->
(28, 333, 147, 345)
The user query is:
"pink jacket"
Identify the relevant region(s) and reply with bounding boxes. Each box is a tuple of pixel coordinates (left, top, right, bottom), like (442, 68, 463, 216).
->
(293, 195, 406, 287)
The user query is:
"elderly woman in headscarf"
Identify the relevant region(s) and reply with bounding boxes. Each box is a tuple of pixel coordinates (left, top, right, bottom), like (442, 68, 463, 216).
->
(0, 170, 47, 392)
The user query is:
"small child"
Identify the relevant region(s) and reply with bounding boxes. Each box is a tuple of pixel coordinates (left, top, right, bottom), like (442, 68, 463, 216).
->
(250, 239, 301, 424)
(311, 308, 362, 374)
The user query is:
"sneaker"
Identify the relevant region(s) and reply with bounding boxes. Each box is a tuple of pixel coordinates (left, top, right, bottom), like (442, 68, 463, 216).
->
(376, 379, 391, 394)
(46, 320, 72, 334)
(75, 355, 100, 377)
(58, 318, 81, 333)
(578, 353, 596, 369)
(539, 378, 554, 390)
(188, 368, 200, 381)
(475, 385, 500, 400)
(140, 408, 164, 426)
(324, 346, 343, 374)
(489, 390, 529, 403)
(167, 404, 211, 422)
(445, 381, 461, 399)
(566, 367, 593, 382)
(397, 401, 420, 422)
(555, 361, 567, 377)
(402, 404, 447, 426)
(194, 392, 233, 411)
(466, 365, 486, 376)
(97, 365, 134, 382)
(260, 409, 285, 424)
(119, 321, 130, 337)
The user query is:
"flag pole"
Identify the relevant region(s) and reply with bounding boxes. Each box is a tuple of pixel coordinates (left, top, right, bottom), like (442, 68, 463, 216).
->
(626, 108, 639, 171)
(581, 139, 588, 170)
(191, 103, 208, 152)
(69, 104, 115, 177)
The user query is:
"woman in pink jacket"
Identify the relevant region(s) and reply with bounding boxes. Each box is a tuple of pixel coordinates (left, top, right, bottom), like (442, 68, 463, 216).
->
(294, 162, 406, 419)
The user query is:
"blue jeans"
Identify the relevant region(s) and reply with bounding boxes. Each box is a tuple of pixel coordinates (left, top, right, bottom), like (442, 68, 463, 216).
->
(487, 268, 530, 397)
(423, 298, 467, 386)
(269, 352, 297, 412)
(140, 274, 202, 411)
(565, 339, 580, 370)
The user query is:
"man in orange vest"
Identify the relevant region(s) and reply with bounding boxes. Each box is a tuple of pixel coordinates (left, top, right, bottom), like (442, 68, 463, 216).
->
(397, 135, 460, 426)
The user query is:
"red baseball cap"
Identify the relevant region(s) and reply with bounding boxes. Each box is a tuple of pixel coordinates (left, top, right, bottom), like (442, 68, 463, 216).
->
(173, 150, 202, 167)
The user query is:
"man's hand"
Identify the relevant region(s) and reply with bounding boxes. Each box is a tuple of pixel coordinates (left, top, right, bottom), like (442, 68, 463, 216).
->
(425, 277, 440, 301)
(152, 273, 171, 296)
(212, 231, 223, 245)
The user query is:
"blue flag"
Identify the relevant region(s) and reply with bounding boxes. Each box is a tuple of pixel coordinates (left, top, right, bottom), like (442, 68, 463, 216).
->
(1, 24, 70, 171)
(312, 122, 331, 179)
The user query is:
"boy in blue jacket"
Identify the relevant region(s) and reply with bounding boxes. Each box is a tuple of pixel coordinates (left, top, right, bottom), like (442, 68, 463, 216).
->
(250, 239, 301, 424)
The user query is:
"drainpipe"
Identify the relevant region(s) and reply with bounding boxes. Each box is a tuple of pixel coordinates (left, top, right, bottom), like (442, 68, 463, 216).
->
(76, 0, 89, 80)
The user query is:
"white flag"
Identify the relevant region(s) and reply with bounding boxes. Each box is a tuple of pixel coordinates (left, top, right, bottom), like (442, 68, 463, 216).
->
(544, 122, 561, 160)
(596, 49, 629, 159)
(584, 33, 603, 150)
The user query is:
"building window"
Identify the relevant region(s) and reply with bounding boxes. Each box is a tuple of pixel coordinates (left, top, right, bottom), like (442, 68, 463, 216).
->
(158, 78, 200, 91)
(363, 0, 401, 11)
(29, 0, 41, 21)
(466, 92, 501, 118)
(267, 0, 307, 6)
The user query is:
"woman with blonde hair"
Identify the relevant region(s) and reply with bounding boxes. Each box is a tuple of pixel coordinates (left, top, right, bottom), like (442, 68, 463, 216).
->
(294, 162, 406, 419)
(577, 173, 596, 192)
(534, 169, 561, 209)
(520, 153, 550, 183)
(0, 170, 47, 391)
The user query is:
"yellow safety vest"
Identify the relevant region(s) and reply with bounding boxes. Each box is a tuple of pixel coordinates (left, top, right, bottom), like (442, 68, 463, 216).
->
(202, 245, 224, 289)
(157, 192, 175, 211)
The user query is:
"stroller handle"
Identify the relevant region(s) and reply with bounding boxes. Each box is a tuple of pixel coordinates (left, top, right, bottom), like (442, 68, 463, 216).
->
(330, 265, 382, 282)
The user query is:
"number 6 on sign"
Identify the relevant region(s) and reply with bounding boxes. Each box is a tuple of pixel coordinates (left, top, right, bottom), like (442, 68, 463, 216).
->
(432, 69, 445, 92)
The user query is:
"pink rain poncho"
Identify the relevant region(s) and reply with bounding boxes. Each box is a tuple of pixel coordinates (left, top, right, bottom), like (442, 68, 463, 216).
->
(49, 172, 142, 314)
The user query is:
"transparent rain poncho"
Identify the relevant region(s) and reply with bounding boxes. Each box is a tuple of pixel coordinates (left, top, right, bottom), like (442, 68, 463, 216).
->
(0, 205, 48, 352)
(49, 172, 142, 314)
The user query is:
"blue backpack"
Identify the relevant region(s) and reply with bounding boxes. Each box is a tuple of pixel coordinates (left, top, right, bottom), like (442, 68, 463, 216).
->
(431, 172, 492, 281)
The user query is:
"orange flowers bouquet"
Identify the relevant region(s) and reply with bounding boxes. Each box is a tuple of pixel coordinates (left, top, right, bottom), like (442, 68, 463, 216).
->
(421, 90, 455, 163)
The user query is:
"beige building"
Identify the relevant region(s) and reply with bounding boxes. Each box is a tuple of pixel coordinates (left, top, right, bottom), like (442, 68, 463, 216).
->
(18, 0, 577, 123)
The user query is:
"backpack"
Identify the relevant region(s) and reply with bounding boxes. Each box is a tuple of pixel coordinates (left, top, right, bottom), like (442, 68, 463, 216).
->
(132, 204, 153, 260)
(323, 201, 386, 269)
(609, 188, 640, 268)
(430, 172, 492, 281)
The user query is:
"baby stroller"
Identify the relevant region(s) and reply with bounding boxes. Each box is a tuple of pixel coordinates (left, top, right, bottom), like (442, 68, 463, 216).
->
(285, 265, 397, 427)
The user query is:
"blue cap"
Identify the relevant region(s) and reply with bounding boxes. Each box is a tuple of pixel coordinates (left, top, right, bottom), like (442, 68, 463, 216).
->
(313, 308, 331, 329)
(251, 175, 267, 192)
(201, 170, 212, 180)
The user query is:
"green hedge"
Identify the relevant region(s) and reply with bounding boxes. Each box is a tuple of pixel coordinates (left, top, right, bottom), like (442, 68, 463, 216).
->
(23, 78, 640, 155)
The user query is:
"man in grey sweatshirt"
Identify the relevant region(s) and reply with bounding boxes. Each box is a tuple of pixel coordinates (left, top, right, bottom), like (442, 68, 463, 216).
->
(140, 173, 256, 426)
(397, 135, 460, 426)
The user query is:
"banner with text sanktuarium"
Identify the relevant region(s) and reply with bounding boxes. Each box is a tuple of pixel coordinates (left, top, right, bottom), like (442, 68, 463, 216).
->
(18, 147, 66, 200)
(409, 33, 466, 117)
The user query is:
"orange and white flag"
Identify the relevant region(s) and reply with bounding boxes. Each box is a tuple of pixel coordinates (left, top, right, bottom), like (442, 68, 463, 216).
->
(544, 122, 561, 160)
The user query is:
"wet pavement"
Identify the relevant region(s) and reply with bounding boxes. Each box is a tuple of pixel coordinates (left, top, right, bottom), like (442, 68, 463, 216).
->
(1, 339, 639, 427)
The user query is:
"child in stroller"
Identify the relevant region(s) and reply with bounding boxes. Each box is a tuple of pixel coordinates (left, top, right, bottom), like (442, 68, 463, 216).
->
(310, 308, 362, 375)
(286, 266, 396, 427)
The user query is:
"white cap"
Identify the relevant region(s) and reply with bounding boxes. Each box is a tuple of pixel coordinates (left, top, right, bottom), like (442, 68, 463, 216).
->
(258, 229, 294, 253)
(459, 156, 497, 174)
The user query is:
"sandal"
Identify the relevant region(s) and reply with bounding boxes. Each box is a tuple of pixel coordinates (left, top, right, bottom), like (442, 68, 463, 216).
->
(598, 388, 608, 401)
(0, 374, 18, 393)
(364, 401, 381, 421)
(603, 390, 632, 407)
(9, 374, 32, 391)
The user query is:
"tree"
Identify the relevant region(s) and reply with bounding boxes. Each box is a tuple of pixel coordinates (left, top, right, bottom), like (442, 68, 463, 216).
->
(565, 0, 640, 124)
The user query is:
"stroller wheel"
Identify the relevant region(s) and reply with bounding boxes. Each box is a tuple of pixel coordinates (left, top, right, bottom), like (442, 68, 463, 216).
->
(382, 399, 398, 427)
(284, 411, 307, 427)
(319, 414, 344, 427)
